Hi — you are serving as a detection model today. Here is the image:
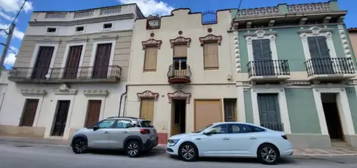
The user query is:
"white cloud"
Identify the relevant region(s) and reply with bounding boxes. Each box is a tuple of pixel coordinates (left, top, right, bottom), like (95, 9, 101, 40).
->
(119, 0, 174, 16)
(0, 23, 24, 40)
(0, 11, 12, 21)
(0, 0, 33, 13)
(4, 53, 16, 68)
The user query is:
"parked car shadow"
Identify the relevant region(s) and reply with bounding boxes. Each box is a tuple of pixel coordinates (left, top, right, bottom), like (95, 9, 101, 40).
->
(82, 146, 166, 157)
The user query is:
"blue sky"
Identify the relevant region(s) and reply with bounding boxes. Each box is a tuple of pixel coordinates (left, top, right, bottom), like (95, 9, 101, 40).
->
(0, 0, 356, 69)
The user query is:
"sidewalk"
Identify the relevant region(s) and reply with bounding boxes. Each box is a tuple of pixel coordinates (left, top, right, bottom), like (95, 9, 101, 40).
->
(1, 136, 357, 157)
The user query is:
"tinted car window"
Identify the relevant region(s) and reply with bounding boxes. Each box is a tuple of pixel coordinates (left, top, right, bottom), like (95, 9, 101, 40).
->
(114, 120, 132, 128)
(229, 124, 265, 133)
(140, 121, 153, 128)
(98, 120, 115, 128)
(210, 124, 228, 134)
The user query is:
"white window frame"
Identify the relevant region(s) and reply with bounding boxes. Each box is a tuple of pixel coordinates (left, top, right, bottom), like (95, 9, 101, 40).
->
(312, 87, 356, 136)
(251, 88, 292, 134)
(246, 30, 280, 75)
(29, 43, 59, 79)
(61, 42, 87, 78)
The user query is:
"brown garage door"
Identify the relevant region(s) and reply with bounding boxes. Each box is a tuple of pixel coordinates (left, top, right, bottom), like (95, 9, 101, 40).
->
(194, 100, 222, 131)
(85, 100, 102, 128)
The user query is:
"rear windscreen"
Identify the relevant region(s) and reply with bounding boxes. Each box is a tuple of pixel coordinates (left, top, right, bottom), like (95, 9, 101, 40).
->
(140, 121, 153, 127)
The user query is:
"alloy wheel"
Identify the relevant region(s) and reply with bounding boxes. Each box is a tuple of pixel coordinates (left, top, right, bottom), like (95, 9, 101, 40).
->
(127, 141, 140, 157)
(72, 139, 87, 154)
(180, 144, 196, 161)
(260, 146, 278, 163)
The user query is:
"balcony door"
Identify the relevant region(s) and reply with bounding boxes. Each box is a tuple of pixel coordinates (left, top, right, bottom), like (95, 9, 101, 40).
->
(63, 45, 83, 79)
(257, 94, 283, 131)
(252, 39, 274, 76)
(32, 46, 54, 79)
(93, 43, 112, 79)
(308, 36, 334, 74)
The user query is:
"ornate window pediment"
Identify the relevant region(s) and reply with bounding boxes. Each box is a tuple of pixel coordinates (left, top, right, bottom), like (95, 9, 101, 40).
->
(170, 36, 191, 48)
(244, 29, 277, 39)
(298, 26, 333, 36)
(137, 90, 159, 100)
(142, 39, 162, 49)
(167, 90, 191, 104)
(84, 90, 109, 97)
(199, 34, 222, 46)
(55, 84, 78, 95)
(21, 89, 47, 96)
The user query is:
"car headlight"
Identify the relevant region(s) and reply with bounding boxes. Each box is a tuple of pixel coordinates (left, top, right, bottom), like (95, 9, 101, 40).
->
(168, 139, 180, 146)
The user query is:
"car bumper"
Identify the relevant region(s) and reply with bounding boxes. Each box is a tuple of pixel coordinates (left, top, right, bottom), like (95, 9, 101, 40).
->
(279, 141, 294, 157)
(143, 137, 158, 151)
(166, 144, 179, 155)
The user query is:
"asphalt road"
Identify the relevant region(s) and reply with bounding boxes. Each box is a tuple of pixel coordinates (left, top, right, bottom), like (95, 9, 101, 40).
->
(1, 141, 357, 168)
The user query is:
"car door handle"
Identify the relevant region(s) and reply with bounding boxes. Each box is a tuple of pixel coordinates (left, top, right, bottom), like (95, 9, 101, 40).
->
(104, 131, 109, 134)
(249, 137, 257, 140)
(223, 138, 230, 141)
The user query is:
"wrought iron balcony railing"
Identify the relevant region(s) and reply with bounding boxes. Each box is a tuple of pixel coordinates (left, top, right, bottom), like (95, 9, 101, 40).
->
(305, 57, 355, 77)
(9, 65, 121, 83)
(248, 60, 290, 79)
(260, 122, 284, 132)
(167, 65, 191, 84)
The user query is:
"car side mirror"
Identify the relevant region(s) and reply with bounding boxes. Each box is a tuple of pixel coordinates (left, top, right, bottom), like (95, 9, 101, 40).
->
(203, 130, 216, 136)
(93, 125, 100, 131)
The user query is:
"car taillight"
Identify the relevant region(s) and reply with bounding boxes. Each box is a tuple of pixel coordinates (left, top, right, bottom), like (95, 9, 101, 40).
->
(282, 135, 288, 140)
(140, 129, 150, 134)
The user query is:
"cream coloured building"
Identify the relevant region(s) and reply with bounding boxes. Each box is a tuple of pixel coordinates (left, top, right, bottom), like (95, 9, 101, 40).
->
(125, 9, 238, 144)
(0, 4, 144, 139)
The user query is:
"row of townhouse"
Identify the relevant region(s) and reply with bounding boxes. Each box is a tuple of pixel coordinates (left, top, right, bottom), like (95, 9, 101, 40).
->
(0, 0, 357, 148)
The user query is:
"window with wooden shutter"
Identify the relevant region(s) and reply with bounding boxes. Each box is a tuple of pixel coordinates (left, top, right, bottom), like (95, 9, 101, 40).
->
(20, 99, 39, 127)
(224, 99, 237, 122)
(85, 100, 102, 128)
(144, 47, 158, 71)
(194, 99, 222, 131)
(203, 42, 219, 69)
(140, 99, 154, 121)
(174, 45, 187, 58)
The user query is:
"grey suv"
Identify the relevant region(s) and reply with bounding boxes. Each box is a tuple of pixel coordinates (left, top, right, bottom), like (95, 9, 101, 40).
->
(71, 117, 158, 157)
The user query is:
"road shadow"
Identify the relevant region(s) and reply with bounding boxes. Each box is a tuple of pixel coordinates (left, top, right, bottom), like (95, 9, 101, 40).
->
(168, 155, 296, 165)
(84, 146, 166, 157)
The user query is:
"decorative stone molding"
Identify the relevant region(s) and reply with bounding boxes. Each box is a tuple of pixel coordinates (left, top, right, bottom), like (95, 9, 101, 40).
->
(244, 29, 277, 39)
(170, 36, 191, 47)
(234, 31, 241, 72)
(21, 89, 47, 96)
(83, 90, 109, 97)
(137, 90, 159, 100)
(142, 39, 162, 49)
(167, 90, 191, 104)
(337, 24, 353, 58)
(199, 34, 222, 46)
(55, 84, 78, 95)
(298, 26, 333, 35)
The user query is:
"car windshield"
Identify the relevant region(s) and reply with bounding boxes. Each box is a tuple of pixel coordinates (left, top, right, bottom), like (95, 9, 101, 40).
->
(194, 124, 213, 133)
(140, 121, 153, 128)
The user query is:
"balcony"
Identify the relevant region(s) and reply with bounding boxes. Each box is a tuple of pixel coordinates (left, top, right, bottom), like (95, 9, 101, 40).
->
(305, 57, 355, 81)
(247, 60, 290, 82)
(9, 66, 121, 83)
(167, 65, 191, 84)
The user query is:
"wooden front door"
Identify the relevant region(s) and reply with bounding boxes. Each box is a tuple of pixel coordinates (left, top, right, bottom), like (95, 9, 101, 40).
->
(93, 43, 112, 78)
(85, 100, 102, 128)
(51, 100, 70, 136)
(19, 99, 39, 127)
(32, 46, 55, 79)
(257, 94, 283, 131)
(63, 45, 83, 79)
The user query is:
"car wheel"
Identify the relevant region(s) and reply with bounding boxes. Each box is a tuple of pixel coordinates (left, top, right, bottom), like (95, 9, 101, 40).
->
(257, 144, 280, 165)
(72, 138, 88, 154)
(126, 140, 141, 157)
(179, 143, 198, 161)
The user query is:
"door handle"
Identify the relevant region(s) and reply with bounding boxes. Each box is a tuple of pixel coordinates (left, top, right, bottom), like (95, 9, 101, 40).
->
(223, 137, 230, 141)
(249, 137, 257, 140)
(104, 131, 109, 134)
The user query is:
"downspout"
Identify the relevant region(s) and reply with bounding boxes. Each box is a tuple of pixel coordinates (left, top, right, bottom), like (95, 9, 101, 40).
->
(118, 85, 128, 117)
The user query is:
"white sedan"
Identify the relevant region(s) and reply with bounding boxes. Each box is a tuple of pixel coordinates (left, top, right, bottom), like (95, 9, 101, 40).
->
(166, 122, 293, 164)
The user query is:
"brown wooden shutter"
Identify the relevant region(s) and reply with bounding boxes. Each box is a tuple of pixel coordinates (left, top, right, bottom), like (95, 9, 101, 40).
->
(51, 100, 70, 136)
(174, 45, 187, 58)
(93, 43, 112, 78)
(63, 45, 83, 79)
(32, 46, 55, 79)
(20, 99, 39, 127)
(85, 100, 102, 128)
(203, 43, 219, 69)
(140, 99, 154, 121)
(194, 100, 222, 131)
(144, 47, 158, 71)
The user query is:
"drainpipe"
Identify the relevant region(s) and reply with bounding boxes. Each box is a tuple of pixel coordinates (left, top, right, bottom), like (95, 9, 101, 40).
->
(118, 85, 128, 117)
